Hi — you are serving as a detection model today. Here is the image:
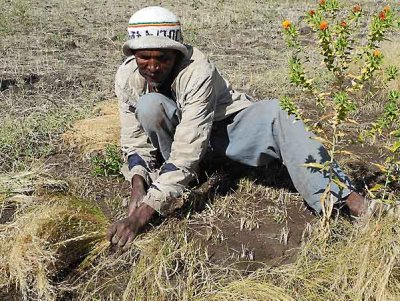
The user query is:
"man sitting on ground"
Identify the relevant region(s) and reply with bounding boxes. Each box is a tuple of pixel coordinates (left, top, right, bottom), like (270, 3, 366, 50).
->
(107, 6, 368, 248)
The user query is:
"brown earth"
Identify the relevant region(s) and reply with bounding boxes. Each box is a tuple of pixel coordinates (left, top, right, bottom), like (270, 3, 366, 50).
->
(202, 202, 314, 268)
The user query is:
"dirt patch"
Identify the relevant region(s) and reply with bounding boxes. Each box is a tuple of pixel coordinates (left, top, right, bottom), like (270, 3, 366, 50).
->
(203, 202, 314, 269)
(0, 206, 16, 224)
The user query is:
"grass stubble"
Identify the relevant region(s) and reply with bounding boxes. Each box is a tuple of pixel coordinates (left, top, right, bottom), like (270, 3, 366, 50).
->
(1, 0, 400, 300)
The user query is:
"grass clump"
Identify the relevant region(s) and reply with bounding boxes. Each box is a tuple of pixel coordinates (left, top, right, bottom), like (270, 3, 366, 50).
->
(0, 193, 109, 300)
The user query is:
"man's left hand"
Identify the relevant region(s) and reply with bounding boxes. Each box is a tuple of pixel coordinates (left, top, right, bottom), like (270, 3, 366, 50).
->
(106, 204, 156, 249)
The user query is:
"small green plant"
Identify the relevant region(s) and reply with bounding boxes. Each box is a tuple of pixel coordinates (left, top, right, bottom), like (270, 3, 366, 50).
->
(90, 144, 122, 177)
(362, 90, 400, 203)
(280, 96, 301, 119)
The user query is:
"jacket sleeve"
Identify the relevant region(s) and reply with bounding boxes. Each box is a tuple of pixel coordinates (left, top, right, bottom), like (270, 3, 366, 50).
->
(116, 71, 157, 186)
(141, 70, 217, 215)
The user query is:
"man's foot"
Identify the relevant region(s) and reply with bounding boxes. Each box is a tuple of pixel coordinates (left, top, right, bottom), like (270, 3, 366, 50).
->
(345, 191, 398, 217)
(345, 192, 368, 217)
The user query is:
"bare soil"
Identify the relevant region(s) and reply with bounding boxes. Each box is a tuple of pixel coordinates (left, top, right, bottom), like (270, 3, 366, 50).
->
(204, 202, 314, 268)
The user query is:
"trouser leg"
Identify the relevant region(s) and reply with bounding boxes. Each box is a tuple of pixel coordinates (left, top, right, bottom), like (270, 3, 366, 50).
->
(211, 99, 352, 213)
(135, 92, 180, 161)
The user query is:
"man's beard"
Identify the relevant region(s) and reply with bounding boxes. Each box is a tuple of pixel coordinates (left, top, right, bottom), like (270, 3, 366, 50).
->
(147, 80, 163, 89)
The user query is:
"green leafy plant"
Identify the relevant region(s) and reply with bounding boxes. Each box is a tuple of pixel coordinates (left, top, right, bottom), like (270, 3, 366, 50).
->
(281, 0, 400, 224)
(90, 144, 122, 177)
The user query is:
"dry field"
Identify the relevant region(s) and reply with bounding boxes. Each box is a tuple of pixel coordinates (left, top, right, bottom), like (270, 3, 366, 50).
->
(1, 0, 400, 300)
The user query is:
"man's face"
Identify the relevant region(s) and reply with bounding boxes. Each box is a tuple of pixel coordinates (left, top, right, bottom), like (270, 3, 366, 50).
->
(134, 49, 179, 88)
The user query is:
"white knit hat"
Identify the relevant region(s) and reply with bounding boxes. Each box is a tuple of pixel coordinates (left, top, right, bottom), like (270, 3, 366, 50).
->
(122, 6, 188, 57)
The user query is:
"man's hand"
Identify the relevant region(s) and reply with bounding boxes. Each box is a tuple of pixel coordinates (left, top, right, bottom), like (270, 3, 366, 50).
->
(106, 203, 156, 249)
(107, 175, 153, 250)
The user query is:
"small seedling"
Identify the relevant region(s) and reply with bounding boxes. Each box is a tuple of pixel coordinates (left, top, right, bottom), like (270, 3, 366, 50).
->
(90, 144, 122, 177)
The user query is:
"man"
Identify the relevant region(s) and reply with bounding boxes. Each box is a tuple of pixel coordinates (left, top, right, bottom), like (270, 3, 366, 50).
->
(107, 6, 368, 248)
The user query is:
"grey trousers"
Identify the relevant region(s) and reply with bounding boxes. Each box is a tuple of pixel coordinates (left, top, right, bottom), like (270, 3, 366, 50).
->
(135, 92, 352, 213)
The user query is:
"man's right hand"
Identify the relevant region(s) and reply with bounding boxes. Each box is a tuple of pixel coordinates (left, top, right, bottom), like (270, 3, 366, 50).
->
(106, 203, 155, 249)
(106, 174, 150, 249)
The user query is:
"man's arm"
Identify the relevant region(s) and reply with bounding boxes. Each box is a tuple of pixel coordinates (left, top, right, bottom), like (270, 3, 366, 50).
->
(108, 65, 158, 248)
(140, 67, 217, 215)
(118, 97, 158, 186)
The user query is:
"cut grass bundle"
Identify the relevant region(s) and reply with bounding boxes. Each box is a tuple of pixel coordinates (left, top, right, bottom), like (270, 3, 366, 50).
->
(0, 194, 109, 300)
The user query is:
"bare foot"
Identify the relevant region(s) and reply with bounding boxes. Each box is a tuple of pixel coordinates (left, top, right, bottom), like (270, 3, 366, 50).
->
(345, 192, 368, 216)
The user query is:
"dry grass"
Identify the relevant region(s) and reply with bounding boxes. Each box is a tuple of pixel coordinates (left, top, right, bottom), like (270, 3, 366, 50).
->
(0, 171, 109, 300)
(1, 0, 400, 300)
(192, 214, 400, 301)
(286, 216, 400, 300)
(64, 185, 400, 301)
(1, 170, 400, 300)
(63, 100, 120, 154)
(73, 220, 215, 301)
(0, 169, 68, 197)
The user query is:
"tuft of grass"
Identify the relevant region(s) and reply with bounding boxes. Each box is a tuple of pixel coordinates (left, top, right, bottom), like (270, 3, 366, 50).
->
(0, 180, 109, 300)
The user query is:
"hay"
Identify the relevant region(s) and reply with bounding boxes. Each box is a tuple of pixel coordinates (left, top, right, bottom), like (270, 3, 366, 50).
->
(0, 194, 109, 300)
(63, 100, 120, 154)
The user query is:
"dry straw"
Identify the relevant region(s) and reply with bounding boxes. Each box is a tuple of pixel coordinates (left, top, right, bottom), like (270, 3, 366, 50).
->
(0, 171, 109, 300)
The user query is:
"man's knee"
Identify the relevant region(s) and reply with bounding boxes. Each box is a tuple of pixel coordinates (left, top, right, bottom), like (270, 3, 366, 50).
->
(259, 98, 280, 113)
(243, 99, 281, 123)
(135, 93, 166, 128)
(257, 98, 299, 124)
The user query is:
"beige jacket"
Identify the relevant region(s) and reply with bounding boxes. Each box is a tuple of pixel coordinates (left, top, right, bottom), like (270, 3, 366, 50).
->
(115, 46, 252, 215)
